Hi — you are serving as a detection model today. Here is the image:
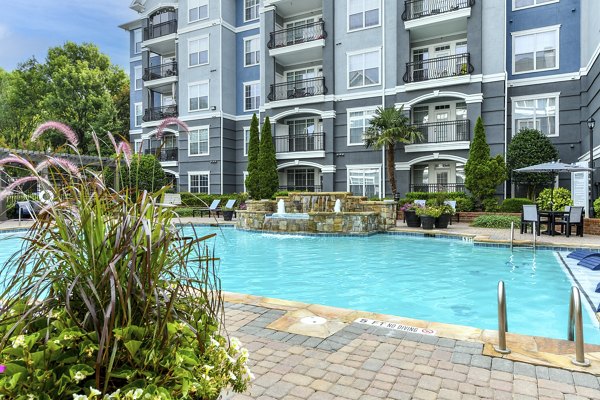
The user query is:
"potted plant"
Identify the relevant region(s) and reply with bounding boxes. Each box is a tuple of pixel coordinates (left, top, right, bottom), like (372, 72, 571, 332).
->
(435, 203, 455, 229)
(222, 207, 235, 221)
(400, 202, 423, 228)
(416, 206, 442, 230)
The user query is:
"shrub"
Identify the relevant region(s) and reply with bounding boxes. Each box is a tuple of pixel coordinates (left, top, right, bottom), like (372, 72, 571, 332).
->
(594, 197, 600, 216)
(0, 121, 251, 398)
(536, 187, 573, 211)
(106, 154, 166, 193)
(174, 207, 195, 217)
(482, 197, 500, 212)
(472, 215, 521, 229)
(405, 192, 468, 201)
(500, 197, 534, 213)
(273, 190, 289, 198)
(455, 197, 475, 212)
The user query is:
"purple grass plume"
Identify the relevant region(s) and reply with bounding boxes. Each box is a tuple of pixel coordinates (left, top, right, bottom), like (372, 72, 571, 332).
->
(0, 156, 36, 173)
(156, 117, 189, 140)
(117, 141, 132, 167)
(31, 122, 79, 147)
(0, 176, 40, 202)
(36, 157, 82, 179)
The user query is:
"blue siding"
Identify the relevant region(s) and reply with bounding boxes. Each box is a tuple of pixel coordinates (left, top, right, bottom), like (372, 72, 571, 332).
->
(507, 0, 580, 80)
(129, 60, 143, 129)
(236, 0, 260, 27)
(236, 28, 261, 115)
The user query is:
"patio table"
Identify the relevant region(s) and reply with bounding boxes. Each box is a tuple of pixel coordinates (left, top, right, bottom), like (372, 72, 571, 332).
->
(539, 210, 567, 236)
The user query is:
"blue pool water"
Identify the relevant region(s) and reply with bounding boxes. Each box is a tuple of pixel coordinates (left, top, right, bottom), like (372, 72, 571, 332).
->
(2, 227, 600, 344)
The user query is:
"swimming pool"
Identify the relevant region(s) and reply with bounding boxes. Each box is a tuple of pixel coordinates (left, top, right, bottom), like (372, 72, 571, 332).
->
(2, 227, 599, 344)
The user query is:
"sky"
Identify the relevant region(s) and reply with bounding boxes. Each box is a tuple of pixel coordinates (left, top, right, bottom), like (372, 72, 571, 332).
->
(0, 0, 138, 72)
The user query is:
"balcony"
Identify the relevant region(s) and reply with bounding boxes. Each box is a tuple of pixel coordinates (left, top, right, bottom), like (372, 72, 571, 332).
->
(143, 19, 177, 55)
(144, 148, 178, 162)
(274, 132, 325, 153)
(143, 19, 177, 40)
(410, 183, 466, 193)
(268, 77, 327, 102)
(403, 0, 475, 21)
(268, 21, 326, 66)
(142, 105, 178, 122)
(143, 62, 178, 81)
(403, 53, 473, 83)
(412, 120, 470, 143)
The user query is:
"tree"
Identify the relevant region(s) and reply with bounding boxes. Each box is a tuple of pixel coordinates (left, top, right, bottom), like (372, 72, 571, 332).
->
(363, 106, 421, 197)
(245, 114, 261, 198)
(108, 154, 166, 194)
(464, 117, 507, 208)
(507, 128, 559, 199)
(258, 116, 279, 199)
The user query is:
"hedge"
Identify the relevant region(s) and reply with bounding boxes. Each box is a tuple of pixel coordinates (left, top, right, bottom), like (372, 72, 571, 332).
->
(471, 215, 521, 229)
(179, 192, 248, 208)
(500, 198, 534, 213)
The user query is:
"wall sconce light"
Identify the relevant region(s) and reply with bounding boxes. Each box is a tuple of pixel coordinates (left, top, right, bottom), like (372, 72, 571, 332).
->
(210, 69, 217, 72)
(335, 153, 345, 157)
(210, 160, 218, 164)
(211, 106, 217, 111)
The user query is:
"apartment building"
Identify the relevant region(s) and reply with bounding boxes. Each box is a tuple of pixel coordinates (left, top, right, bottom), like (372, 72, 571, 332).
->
(121, 0, 600, 200)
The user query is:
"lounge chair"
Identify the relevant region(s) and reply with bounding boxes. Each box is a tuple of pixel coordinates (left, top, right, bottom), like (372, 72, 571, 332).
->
(414, 200, 426, 207)
(567, 250, 597, 260)
(554, 206, 584, 237)
(577, 256, 600, 270)
(192, 199, 221, 217)
(17, 201, 35, 223)
(520, 205, 541, 235)
(220, 199, 236, 217)
(595, 282, 600, 293)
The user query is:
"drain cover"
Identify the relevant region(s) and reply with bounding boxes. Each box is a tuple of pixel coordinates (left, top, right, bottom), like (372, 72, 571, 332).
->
(300, 316, 327, 325)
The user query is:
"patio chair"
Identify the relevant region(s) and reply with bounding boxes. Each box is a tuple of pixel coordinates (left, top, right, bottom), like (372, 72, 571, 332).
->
(443, 200, 458, 224)
(555, 206, 584, 237)
(17, 201, 35, 223)
(220, 199, 237, 218)
(192, 199, 221, 217)
(520, 205, 541, 235)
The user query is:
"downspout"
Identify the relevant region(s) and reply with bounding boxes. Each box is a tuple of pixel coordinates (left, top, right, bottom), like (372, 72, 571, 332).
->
(503, 1, 509, 200)
(219, 1, 224, 194)
(381, 1, 386, 199)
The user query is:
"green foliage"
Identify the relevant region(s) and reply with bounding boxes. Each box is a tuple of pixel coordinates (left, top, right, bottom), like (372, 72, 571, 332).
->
(507, 128, 559, 198)
(471, 215, 522, 229)
(594, 197, 600, 216)
(536, 187, 573, 211)
(106, 154, 166, 193)
(455, 197, 475, 212)
(464, 117, 507, 207)
(482, 197, 500, 212)
(500, 197, 535, 213)
(415, 206, 443, 218)
(258, 116, 279, 199)
(245, 114, 260, 199)
(273, 190, 289, 198)
(363, 106, 421, 196)
(0, 121, 251, 398)
(405, 192, 468, 201)
(0, 43, 129, 154)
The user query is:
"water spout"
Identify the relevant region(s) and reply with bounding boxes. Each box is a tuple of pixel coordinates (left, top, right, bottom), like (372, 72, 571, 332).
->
(277, 199, 286, 214)
(334, 199, 342, 213)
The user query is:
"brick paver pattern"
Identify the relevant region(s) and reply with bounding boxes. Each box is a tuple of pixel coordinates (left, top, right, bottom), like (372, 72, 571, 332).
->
(224, 304, 600, 400)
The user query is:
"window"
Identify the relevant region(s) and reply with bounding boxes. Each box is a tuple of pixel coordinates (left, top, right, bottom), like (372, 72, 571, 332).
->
(514, 0, 557, 10)
(348, 108, 377, 145)
(134, 103, 143, 127)
(134, 29, 142, 54)
(348, 0, 380, 31)
(244, 82, 260, 111)
(513, 27, 559, 74)
(189, 81, 209, 111)
(134, 66, 142, 90)
(244, 127, 250, 156)
(286, 169, 315, 191)
(347, 166, 381, 198)
(189, 0, 208, 22)
(134, 139, 142, 154)
(189, 172, 209, 194)
(244, 36, 260, 67)
(348, 49, 380, 88)
(189, 127, 210, 156)
(512, 93, 559, 137)
(244, 0, 259, 22)
(189, 36, 209, 67)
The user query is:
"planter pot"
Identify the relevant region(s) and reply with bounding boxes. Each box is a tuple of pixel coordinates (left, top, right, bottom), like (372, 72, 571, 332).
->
(421, 215, 435, 230)
(222, 210, 234, 221)
(435, 213, 451, 229)
(405, 210, 421, 228)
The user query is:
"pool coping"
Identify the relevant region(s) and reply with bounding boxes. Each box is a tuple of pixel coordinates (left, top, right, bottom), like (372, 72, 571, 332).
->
(223, 291, 600, 375)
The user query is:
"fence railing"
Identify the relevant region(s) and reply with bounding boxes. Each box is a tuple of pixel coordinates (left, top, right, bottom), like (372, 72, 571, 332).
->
(404, 53, 474, 83)
(144, 148, 178, 162)
(274, 132, 325, 153)
(402, 0, 475, 21)
(411, 120, 470, 143)
(143, 62, 178, 81)
(410, 183, 466, 193)
(268, 77, 327, 101)
(142, 105, 178, 122)
(278, 185, 322, 192)
(267, 20, 327, 49)
(143, 19, 177, 40)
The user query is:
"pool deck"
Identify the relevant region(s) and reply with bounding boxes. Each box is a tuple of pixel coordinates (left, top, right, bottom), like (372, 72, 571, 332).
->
(4, 217, 600, 398)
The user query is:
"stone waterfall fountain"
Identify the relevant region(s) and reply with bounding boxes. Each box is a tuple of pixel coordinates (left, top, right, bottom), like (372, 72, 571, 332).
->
(334, 199, 342, 213)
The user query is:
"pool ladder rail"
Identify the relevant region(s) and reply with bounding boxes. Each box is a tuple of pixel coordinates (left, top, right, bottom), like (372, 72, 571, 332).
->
(510, 221, 536, 252)
(494, 281, 591, 367)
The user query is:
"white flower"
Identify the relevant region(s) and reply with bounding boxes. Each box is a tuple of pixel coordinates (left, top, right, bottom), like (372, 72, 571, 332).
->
(27, 395, 36, 400)
(241, 348, 249, 358)
(72, 395, 87, 400)
(73, 371, 86, 383)
(244, 366, 255, 380)
(228, 371, 237, 381)
(203, 364, 214, 371)
(230, 337, 241, 351)
(201, 373, 211, 381)
(132, 388, 143, 399)
(209, 337, 220, 347)
(12, 335, 25, 348)
(89, 387, 101, 397)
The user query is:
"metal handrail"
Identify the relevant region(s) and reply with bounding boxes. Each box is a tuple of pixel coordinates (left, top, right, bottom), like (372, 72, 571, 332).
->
(411, 120, 470, 143)
(274, 132, 325, 153)
(142, 105, 179, 122)
(267, 20, 327, 49)
(568, 286, 591, 366)
(267, 77, 327, 102)
(493, 281, 511, 354)
(404, 53, 474, 83)
(143, 19, 178, 40)
(510, 222, 514, 251)
(143, 62, 178, 81)
(402, 0, 475, 21)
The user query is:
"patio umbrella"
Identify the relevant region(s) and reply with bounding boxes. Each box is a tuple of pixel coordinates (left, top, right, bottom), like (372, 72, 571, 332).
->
(514, 162, 592, 209)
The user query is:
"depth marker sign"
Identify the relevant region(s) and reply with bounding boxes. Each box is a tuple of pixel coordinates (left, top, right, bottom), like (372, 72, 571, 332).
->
(354, 318, 436, 336)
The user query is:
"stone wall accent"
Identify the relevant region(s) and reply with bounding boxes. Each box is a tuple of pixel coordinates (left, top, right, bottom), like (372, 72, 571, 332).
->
(245, 200, 276, 212)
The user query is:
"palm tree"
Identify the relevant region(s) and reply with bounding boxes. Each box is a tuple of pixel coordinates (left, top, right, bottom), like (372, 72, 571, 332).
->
(363, 106, 421, 197)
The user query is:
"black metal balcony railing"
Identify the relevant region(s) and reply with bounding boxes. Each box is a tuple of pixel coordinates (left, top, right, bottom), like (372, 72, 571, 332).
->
(278, 185, 322, 192)
(410, 183, 466, 193)
(143, 62, 178, 81)
(143, 19, 177, 40)
(274, 132, 325, 153)
(268, 77, 327, 102)
(267, 21, 327, 49)
(144, 148, 178, 162)
(411, 120, 470, 144)
(142, 105, 178, 122)
(402, 0, 475, 21)
(404, 53, 474, 83)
